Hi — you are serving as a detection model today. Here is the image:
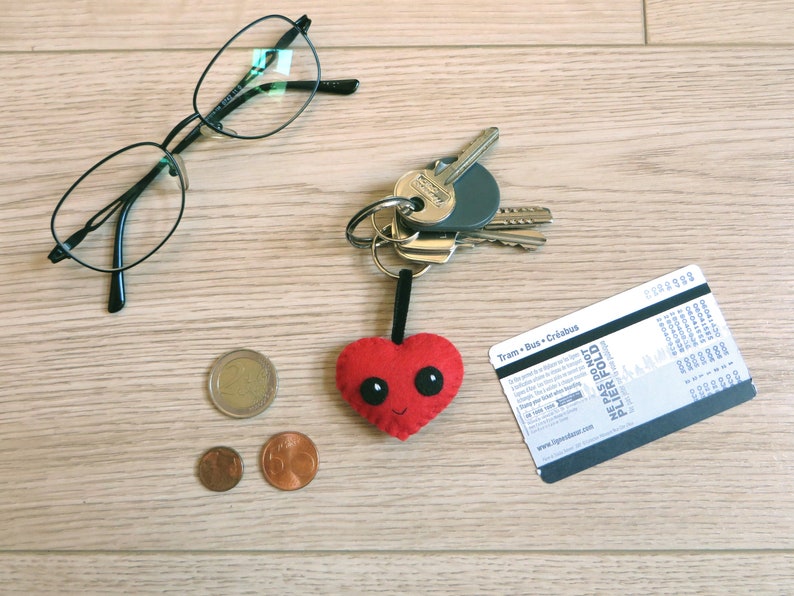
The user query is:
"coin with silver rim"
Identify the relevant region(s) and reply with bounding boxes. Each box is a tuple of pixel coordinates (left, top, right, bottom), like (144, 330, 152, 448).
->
(208, 349, 278, 418)
(198, 446, 244, 492)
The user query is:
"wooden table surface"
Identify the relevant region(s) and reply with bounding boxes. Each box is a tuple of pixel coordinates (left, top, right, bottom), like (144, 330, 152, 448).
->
(1, 1, 792, 593)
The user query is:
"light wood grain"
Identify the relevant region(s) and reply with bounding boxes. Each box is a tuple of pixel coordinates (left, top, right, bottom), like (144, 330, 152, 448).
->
(2, 552, 793, 594)
(0, 1, 792, 593)
(647, 0, 794, 44)
(0, 0, 643, 51)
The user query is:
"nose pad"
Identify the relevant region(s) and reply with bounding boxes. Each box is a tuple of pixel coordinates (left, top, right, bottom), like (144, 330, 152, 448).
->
(199, 122, 238, 139)
(169, 153, 190, 190)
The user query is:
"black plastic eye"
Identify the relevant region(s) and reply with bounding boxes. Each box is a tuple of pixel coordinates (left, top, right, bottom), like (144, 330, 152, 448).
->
(360, 376, 389, 405)
(415, 366, 444, 396)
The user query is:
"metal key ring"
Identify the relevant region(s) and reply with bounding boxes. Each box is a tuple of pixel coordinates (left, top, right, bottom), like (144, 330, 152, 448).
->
(369, 212, 420, 245)
(370, 224, 432, 279)
(345, 196, 418, 249)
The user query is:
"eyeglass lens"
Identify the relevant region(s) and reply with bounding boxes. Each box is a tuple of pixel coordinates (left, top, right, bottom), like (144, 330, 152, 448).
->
(51, 143, 185, 273)
(194, 15, 320, 139)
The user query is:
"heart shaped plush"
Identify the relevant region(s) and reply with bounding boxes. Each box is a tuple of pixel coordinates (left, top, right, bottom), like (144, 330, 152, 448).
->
(336, 333, 464, 440)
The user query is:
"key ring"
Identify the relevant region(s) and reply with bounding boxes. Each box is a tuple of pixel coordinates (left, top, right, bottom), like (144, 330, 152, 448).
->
(345, 196, 419, 249)
(370, 223, 432, 279)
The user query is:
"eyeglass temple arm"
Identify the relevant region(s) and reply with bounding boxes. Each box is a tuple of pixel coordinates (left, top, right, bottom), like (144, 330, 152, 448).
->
(287, 15, 311, 45)
(202, 79, 359, 135)
(164, 80, 359, 158)
(304, 79, 361, 94)
(106, 154, 183, 312)
(108, 207, 130, 313)
(294, 15, 311, 35)
(103, 124, 197, 313)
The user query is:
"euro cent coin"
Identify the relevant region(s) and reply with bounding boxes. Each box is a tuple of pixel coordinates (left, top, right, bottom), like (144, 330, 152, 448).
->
(209, 349, 278, 418)
(261, 431, 319, 491)
(198, 446, 244, 492)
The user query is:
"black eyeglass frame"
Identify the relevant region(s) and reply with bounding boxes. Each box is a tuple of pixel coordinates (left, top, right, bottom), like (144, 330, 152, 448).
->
(48, 14, 359, 313)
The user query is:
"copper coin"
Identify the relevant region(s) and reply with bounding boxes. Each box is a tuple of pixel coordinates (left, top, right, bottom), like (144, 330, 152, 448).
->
(198, 446, 244, 492)
(261, 431, 319, 491)
(208, 349, 278, 418)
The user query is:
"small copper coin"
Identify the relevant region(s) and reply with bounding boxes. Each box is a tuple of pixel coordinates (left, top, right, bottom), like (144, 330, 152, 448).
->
(261, 431, 319, 491)
(208, 349, 278, 418)
(198, 446, 244, 492)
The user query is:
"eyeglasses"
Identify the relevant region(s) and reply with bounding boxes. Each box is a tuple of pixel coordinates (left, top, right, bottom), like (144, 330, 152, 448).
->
(48, 14, 359, 312)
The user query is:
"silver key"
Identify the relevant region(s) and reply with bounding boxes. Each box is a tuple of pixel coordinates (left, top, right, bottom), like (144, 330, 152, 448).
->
(395, 204, 551, 251)
(394, 127, 500, 227)
(484, 206, 553, 228)
(396, 242, 459, 264)
(434, 127, 500, 187)
(395, 228, 545, 265)
(393, 226, 545, 266)
(391, 209, 468, 264)
(458, 228, 546, 249)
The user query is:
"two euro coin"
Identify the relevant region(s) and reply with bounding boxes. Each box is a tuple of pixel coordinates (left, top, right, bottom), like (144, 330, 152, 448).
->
(208, 349, 278, 418)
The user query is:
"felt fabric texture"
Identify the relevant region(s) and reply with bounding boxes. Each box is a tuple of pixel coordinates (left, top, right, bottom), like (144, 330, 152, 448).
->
(336, 333, 464, 440)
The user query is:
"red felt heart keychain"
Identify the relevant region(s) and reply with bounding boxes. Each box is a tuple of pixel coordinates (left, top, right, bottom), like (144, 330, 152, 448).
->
(336, 269, 464, 440)
(338, 128, 552, 440)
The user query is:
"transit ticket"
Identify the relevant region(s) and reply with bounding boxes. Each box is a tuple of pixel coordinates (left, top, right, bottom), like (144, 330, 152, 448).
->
(489, 265, 756, 483)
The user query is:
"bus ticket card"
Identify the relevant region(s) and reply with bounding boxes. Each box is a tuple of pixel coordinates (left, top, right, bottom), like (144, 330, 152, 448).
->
(489, 265, 756, 483)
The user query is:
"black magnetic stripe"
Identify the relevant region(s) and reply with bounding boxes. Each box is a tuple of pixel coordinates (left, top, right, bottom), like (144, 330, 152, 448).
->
(536, 379, 757, 483)
(496, 283, 712, 379)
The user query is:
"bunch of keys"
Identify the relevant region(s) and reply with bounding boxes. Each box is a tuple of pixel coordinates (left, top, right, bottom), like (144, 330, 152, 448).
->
(336, 128, 552, 442)
(346, 126, 553, 275)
